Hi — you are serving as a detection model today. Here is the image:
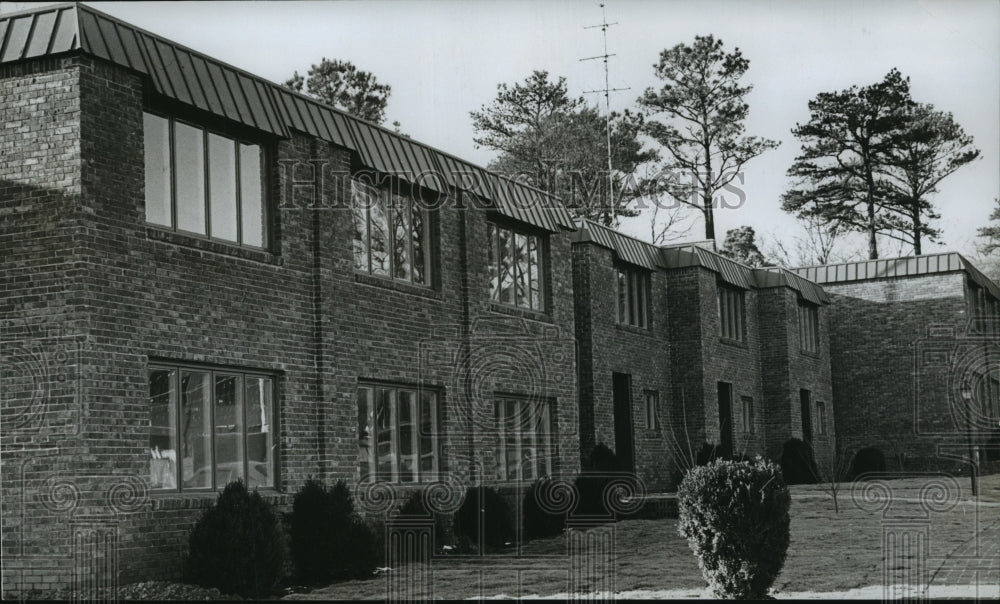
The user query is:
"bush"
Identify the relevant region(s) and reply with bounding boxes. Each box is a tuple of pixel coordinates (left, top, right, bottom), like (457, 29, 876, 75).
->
(522, 478, 566, 539)
(780, 438, 820, 485)
(574, 444, 620, 518)
(290, 478, 380, 583)
(394, 489, 451, 560)
(185, 480, 287, 598)
(453, 486, 513, 550)
(677, 457, 791, 600)
(670, 442, 750, 488)
(850, 447, 886, 479)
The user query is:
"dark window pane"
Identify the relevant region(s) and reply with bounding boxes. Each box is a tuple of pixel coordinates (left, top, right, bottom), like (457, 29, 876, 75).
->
(419, 390, 437, 477)
(528, 236, 541, 309)
(180, 371, 211, 488)
(208, 133, 238, 242)
(149, 368, 177, 490)
(239, 144, 264, 247)
(246, 376, 273, 488)
(515, 233, 529, 308)
(214, 375, 244, 486)
(397, 390, 416, 482)
(487, 223, 498, 300)
(357, 387, 374, 482)
(351, 180, 371, 271)
(375, 388, 394, 479)
(618, 270, 627, 323)
(174, 121, 206, 235)
(499, 228, 515, 305)
(143, 113, 172, 227)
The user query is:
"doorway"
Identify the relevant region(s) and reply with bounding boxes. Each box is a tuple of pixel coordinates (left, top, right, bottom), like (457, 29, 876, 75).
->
(612, 373, 635, 473)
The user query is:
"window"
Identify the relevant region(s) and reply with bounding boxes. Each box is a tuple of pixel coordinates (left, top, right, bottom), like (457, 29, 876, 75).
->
(644, 390, 660, 430)
(816, 401, 827, 435)
(495, 397, 553, 481)
(617, 265, 652, 328)
(798, 301, 820, 353)
(718, 285, 746, 342)
(148, 364, 275, 491)
(143, 112, 267, 247)
(357, 384, 440, 482)
(741, 396, 755, 433)
(487, 222, 545, 311)
(351, 178, 432, 285)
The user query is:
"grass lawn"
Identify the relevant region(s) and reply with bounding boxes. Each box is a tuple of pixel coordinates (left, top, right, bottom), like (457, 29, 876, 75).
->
(286, 474, 1000, 600)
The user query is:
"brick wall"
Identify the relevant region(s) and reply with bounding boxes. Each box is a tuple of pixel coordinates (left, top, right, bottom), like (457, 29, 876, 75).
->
(1, 54, 579, 593)
(572, 243, 673, 490)
(822, 272, 996, 474)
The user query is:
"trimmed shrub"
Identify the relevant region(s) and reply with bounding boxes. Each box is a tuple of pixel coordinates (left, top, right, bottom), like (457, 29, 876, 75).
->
(290, 478, 381, 583)
(850, 447, 886, 479)
(574, 444, 620, 518)
(780, 438, 820, 485)
(522, 478, 566, 539)
(185, 480, 286, 598)
(584, 443, 620, 472)
(453, 486, 513, 550)
(394, 489, 451, 560)
(670, 442, 750, 488)
(677, 457, 791, 600)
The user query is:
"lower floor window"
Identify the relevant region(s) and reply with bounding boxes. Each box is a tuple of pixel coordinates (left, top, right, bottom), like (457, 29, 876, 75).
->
(148, 364, 275, 491)
(495, 397, 553, 481)
(816, 401, 827, 435)
(357, 384, 440, 483)
(742, 396, 755, 433)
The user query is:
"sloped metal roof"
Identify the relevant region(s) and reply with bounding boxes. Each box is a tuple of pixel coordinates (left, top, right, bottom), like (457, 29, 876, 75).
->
(753, 267, 830, 305)
(0, 2, 575, 232)
(792, 252, 1000, 301)
(571, 220, 665, 271)
(659, 244, 758, 290)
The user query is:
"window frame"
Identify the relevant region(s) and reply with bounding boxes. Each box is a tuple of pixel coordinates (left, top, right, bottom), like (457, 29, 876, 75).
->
(617, 264, 652, 329)
(486, 219, 548, 312)
(143, 111, 270, 249)
(494, 395, 554, 482)
(356, 382, 442, 483)
(147, 362, 277, 493)
(741, 395, 755, 433)
(797, 300, 820, 354)
(351, 176, 434, 287)
(644, 390, 660, 430)
(718, 283, 747, 342)
(816, 401, 827, 435)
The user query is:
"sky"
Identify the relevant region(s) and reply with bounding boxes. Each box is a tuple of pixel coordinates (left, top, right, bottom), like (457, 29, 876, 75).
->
(4, 0, 998, 259)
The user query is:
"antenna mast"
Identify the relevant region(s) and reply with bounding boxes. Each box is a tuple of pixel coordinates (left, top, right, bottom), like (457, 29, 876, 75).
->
(581, 2, 629, 224)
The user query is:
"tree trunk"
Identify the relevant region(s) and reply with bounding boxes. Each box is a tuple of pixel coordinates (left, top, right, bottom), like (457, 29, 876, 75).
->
(912, 206, 922, 255)
(866, 197, 877, 260)
(703, 195, 715, 240)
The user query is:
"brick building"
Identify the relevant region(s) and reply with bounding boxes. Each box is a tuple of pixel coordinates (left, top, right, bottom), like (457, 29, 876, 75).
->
(572, 222, 835, 490)
(794, 254, 1000, 475)
(1, 3, 580, 593)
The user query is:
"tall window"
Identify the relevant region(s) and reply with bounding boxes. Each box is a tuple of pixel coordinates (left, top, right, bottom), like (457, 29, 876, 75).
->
(644, 390, 660, 430)
(816, 401, 827, 435)
(718, 285, 746, 342)
(148, 364, 275, 491)
(487, 222, 545, 311)
(798, 301, 820, 353)
(357, 384, 440, 483)
(617, 266, 651, 328)
(143, 112, 266, 247)
(741, 396, 755, 433)
(495, 397, 553, 481)
(351, 179, 431, 286)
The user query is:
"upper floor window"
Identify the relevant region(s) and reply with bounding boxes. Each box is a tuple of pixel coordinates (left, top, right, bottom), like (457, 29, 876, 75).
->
(487, 222, 545, 311)
(617, 265, 651, 328)
(741, 395, 755, 433)
(644, 390, 660, 430)
(148, 364, 275, 492)
(143, 112, 267, 247)
(798, 301, 819, 353)
(351, 179, 431, 286)
(968, 280, 998, 335)
(816, 401, 828, 435)
(495, 396, 553, 481)
(357, 383, 440, 483)
(718, 284, 746, 342)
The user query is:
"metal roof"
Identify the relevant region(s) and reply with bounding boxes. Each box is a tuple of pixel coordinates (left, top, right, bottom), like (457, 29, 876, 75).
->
(0, 2, 575, 232)
(752, 267, 830, 305)
(792, 252, 1000, 301)
(659, 244, 758, 290)
(571, 220, 665, 271)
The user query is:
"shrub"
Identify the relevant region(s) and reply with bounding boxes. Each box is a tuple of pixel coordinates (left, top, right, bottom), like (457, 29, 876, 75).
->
(850, 447, 887, 479)
(780, 438, 820, 485)
(394, 489, 451, 560)
(185, 480, 287, 598)
(670, 442, 750, 488)
(453, 486, 513, 550)
(290, 478, 380, 583)
(574, 444, 619, 518)
(522, 478, 566, 539)
(677, 457, 791, 600)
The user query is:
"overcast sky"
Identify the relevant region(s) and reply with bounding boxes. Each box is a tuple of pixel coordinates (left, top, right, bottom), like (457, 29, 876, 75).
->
(5, 0, 998, 259)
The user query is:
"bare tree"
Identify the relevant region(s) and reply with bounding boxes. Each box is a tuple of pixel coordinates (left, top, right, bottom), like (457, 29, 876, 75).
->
(762, 215, 856, 267)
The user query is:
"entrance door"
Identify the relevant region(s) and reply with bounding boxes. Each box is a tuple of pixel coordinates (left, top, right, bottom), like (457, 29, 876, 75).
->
(718, 382, 734, 458)
(800, 389, 813, 444)
(612, 373, 635, 473)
